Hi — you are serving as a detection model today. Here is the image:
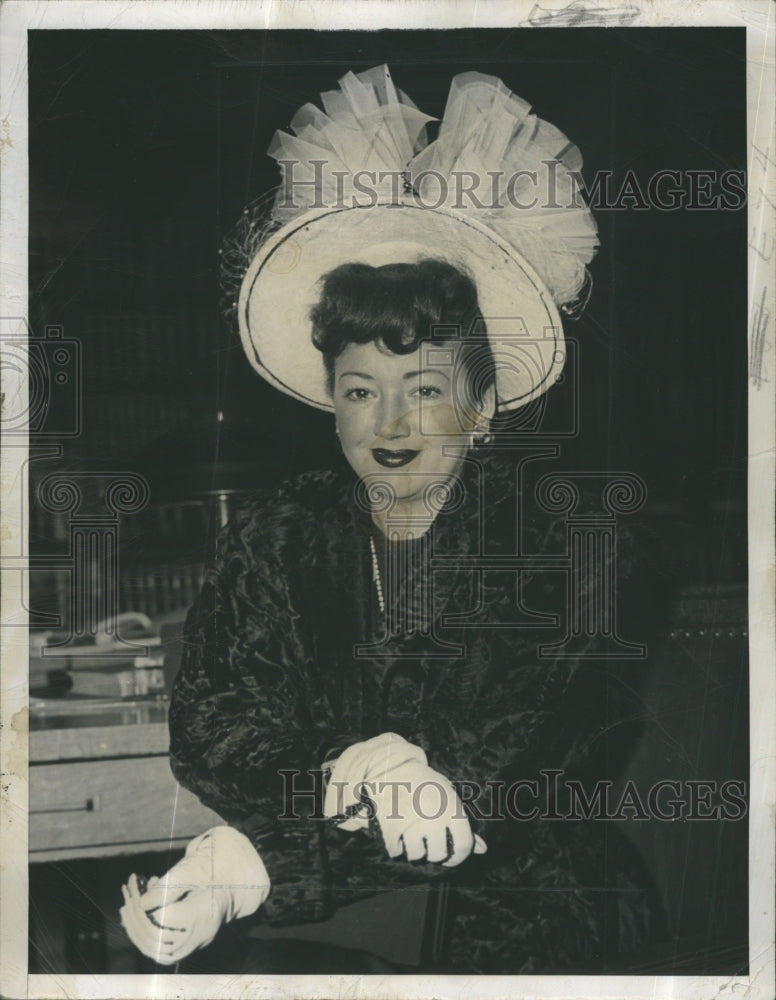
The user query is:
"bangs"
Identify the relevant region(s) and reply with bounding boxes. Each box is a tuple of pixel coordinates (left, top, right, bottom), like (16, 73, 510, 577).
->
(312, 257, 485, 351)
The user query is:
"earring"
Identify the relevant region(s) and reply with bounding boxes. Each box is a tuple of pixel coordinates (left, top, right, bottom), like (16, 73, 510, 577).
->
(471, 421, 492, 448)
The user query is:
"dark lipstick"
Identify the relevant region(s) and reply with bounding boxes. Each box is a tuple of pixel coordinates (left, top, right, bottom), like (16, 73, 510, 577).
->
(371, 449, 419, 468)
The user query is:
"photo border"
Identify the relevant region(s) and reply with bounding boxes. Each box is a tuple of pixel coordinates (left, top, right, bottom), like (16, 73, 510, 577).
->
(1, 2, 773, 998)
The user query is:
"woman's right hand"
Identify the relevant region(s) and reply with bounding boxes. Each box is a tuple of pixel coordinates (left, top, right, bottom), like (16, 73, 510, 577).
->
(119, 826, 271, 965)
(120, 871, 220, 966)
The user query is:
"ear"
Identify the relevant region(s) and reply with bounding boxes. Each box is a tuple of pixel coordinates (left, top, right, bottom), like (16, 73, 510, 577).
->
(476, 383, 497, 426)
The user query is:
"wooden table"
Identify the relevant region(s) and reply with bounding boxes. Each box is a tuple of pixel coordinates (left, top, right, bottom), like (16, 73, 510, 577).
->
(30, 699, 220, 863)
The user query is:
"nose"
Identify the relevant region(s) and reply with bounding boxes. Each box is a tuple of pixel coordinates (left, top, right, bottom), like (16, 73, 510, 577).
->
(375, 395, 411, 441)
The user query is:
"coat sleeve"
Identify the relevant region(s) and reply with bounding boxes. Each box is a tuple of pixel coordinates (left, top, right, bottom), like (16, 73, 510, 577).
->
(428, 516, 668, 966)
(430, 515, 667, 854)
(168, 501, 362, 923)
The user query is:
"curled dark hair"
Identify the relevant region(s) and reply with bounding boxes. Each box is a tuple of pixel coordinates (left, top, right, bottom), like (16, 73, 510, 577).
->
(310, 259, 495, 405)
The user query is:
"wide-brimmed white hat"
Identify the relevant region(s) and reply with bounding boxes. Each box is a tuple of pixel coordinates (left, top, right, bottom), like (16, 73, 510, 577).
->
(235, 66, 598, 413)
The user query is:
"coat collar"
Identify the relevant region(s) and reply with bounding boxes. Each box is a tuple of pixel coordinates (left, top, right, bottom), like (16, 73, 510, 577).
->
(324, 454, 516, 636)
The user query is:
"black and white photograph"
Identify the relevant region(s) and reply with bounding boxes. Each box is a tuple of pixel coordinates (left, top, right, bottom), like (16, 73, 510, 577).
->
(1, 2, 774, 998)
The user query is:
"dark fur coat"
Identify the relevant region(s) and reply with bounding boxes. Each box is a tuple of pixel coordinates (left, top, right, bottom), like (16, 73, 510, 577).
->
(169, 454, 663, 973)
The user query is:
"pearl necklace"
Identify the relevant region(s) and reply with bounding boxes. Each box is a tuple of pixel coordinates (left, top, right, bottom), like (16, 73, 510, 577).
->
(368, 533, 385, 614)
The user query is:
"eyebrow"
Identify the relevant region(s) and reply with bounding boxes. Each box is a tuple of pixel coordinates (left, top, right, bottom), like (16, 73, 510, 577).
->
(337, 369, 451, 382)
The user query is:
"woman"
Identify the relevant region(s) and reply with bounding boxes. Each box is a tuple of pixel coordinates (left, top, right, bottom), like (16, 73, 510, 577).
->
(120, 66, 661, 973)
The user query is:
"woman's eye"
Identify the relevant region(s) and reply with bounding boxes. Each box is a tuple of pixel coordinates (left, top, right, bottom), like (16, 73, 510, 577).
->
(344, 387, 374, 401)
(412, 384, 443, 399)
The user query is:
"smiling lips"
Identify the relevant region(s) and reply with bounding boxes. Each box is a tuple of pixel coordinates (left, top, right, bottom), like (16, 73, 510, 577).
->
(371, 448, 420, 468)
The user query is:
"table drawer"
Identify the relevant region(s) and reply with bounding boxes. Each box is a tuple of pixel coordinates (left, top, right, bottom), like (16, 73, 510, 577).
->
(30, 756, 220, 857)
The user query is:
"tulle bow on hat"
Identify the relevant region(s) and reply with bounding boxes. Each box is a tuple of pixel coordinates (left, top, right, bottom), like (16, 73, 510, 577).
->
(232, 65, 598, 412)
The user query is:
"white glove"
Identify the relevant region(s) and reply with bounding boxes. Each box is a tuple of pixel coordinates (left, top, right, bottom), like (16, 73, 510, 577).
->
(323, 732, 486, 868)
(119, 826, 270, 966)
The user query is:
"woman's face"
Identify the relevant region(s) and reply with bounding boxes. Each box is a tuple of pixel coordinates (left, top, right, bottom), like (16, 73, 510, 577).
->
(332, 340, 490, 506)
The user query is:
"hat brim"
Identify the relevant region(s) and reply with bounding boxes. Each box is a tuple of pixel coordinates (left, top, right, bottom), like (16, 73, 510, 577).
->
(238, 201, 565, 412)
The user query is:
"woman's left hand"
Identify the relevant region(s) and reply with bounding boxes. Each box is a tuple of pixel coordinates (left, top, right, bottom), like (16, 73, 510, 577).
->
(324, 733, 487, 866)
